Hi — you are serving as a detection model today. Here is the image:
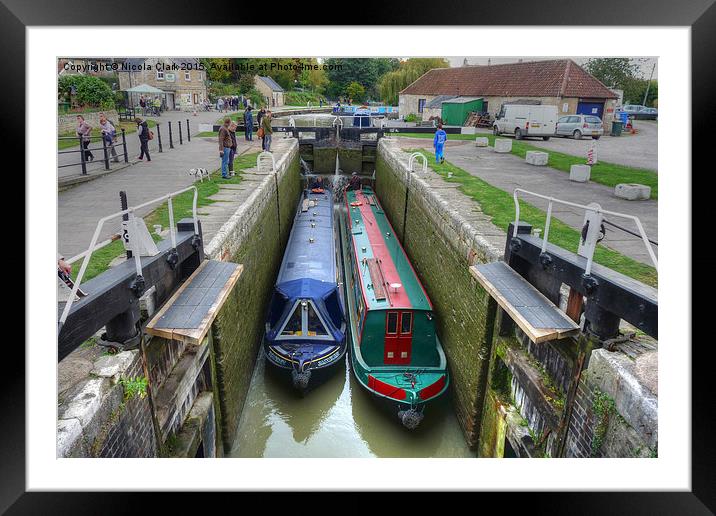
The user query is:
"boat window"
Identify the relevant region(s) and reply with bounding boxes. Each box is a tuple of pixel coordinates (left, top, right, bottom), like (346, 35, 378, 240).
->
(281, 304, 303, 336)
(386, 312, 398, 334)
(307, 303, 328, 337)
(401, 312, 413, 334)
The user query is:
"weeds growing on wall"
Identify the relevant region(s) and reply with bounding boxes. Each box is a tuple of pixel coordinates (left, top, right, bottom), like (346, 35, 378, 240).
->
(119, 376, 148, 401)
(591, 388, 617, 456)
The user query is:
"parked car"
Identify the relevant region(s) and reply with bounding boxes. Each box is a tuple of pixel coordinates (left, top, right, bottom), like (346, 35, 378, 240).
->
(620, 104, 657, 120)
(640, 107, 658, 120)
(556, 114, 604, 140)
(493, 104, 557, 140)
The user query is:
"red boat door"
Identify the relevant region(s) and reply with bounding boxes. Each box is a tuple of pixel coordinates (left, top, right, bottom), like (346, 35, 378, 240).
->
(384, 311, 412, 365)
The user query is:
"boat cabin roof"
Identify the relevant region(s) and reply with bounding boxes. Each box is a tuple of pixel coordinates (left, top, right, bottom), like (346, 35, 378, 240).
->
(276, 188, 335, 288)
(345, 186, 432, 312)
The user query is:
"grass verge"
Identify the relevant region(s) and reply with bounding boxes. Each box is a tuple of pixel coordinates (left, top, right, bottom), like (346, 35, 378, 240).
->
(70, 151, 259, 282)
(409, 149, 657, 287)
(394, 132, 658, 199)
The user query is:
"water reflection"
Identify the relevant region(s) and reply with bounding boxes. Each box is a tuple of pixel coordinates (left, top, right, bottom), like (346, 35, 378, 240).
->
(229, 351, 475, 458)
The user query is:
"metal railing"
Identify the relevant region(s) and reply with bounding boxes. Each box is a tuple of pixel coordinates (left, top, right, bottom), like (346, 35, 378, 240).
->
(58, 186, 200, 330)
(513, 188, 658, 275)
(58, 131, 129, 175)
(408, 152, 428, 174)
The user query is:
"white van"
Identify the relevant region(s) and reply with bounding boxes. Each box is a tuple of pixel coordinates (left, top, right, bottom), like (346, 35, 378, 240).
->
(493, 104, 558, 140)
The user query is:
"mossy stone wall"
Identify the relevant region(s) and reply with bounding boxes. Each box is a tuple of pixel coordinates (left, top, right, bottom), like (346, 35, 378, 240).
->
(375, 140, 501, 448)
(208, 140, 301, 452)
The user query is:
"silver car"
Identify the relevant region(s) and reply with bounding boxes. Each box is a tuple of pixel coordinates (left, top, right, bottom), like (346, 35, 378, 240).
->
(555, 114, 604, 140)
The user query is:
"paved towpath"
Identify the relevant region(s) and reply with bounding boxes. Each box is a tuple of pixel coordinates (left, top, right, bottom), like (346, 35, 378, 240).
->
(389, 137, 657, 265)
(58, 128, 263, 259)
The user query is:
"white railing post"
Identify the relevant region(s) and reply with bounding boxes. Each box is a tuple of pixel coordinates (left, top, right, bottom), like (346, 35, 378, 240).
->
(512, 188, 657, 270)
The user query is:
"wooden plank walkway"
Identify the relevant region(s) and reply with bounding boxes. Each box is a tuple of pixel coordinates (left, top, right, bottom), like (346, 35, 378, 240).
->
(146, 259, 243, 345)
(469, 261, 579, 343)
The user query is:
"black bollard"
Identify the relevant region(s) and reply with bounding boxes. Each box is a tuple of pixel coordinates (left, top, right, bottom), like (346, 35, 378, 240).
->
(168, 121, 174, 149)
(186, 119, 190, 142)
(179, 120, 183, 145)
(156, 124, 163, 152)
(121, 128, 128, 163)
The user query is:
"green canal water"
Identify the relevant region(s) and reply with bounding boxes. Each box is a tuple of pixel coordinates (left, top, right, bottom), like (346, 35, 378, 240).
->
(228, 351, 475, 458)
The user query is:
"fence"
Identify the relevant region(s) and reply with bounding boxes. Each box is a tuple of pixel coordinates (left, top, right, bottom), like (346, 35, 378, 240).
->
(58, 130, 129, 176)
(58, 119, 193, 178)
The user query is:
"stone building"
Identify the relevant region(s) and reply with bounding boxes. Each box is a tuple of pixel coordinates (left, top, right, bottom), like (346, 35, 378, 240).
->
(254, 75, 285, 108)
(399, 59, 619, 129)
(117, 58, 208, 111)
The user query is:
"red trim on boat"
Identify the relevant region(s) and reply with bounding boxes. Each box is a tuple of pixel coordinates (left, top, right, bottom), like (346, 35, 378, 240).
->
(418, 375, 446, 400)
(368, 374, 407, 400)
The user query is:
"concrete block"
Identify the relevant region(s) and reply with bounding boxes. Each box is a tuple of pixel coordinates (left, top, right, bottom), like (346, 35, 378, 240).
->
(90, 350, 137, 379)
(569, 164, 591, 182)
(526, 151, 549, 166)
(57, 418, 84, 458)
(475, 137, 489, 147)
(615, 183, 651, 200)
(494, 139, 512, 153)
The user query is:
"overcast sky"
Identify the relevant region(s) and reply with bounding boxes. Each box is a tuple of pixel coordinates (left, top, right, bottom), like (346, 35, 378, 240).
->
(446, 57, 657, 80)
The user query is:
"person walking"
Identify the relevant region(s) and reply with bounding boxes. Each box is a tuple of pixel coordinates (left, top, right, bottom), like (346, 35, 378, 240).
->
(135, 117, 151, 162)
(228, 121, 238, 176)
(433, 123, 447, 164)
(217, 97, 224, 113)
(218, 117, 233, 179)
(153, 96, 161, 116)
(139, 95, 146, 116)
(261, 110, 273, 152)
(98, 112, 119, 163)
(243, 106, 254, 141)
(76, 115, 94, 162)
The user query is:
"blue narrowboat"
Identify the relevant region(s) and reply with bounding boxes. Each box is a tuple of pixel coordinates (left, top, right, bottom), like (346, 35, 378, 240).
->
(264, 187, 347, 391)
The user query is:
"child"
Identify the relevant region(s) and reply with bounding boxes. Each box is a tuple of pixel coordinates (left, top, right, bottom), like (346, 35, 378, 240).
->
(433, 123, 447, 164)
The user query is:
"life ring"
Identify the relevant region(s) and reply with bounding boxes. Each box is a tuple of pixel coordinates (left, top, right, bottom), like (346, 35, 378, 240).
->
(311, 188, 324, 193)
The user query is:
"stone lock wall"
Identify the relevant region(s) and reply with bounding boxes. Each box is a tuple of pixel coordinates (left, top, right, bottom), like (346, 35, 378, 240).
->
(57, 350, 157, 458)
(375, 139, 502, 447)
(205, 138, 301, 452)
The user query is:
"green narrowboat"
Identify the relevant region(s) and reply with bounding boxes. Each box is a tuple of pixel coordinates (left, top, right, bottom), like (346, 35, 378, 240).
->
(339, 185, 449, 429)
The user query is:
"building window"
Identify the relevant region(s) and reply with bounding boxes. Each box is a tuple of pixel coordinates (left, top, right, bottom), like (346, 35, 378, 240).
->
(156, 70, 164, 81)
(418, 99, 426, 113)
(185, 71, 191, 81)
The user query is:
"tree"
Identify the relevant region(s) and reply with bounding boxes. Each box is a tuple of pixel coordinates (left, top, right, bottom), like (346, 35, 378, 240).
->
(58, 75, 115, 109)
(324, 58, 399, 100)
(583, 58, 640, 89)
(345, 82, 366, 102)
(238, 74, 255, 94)
(202, 58, 234, 82)
(377, 58, 450, 105)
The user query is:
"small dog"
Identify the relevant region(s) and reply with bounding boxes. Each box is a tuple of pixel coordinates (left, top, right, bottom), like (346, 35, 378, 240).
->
(189, 167, 210, 182)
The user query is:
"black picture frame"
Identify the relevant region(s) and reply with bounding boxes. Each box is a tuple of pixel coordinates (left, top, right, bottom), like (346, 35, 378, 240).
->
(8, 0, 714, 512)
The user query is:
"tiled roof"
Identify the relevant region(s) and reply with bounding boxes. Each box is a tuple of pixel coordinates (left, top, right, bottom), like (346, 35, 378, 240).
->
(401, 59, 617, 99)
(259, 76, 284, 92)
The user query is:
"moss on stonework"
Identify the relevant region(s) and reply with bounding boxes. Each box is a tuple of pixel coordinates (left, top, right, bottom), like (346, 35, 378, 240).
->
(591, 388, 617, 456)
(211, 153, 301, 452)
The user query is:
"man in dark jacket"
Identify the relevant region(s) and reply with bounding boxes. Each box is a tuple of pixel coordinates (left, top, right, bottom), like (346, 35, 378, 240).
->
(218, 117, 232, 179)
(244, 106, 254, 141)
(135, 117, 151, 162)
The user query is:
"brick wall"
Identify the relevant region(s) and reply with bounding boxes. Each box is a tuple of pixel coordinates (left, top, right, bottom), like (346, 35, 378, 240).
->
(57, 350, 157, 458)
